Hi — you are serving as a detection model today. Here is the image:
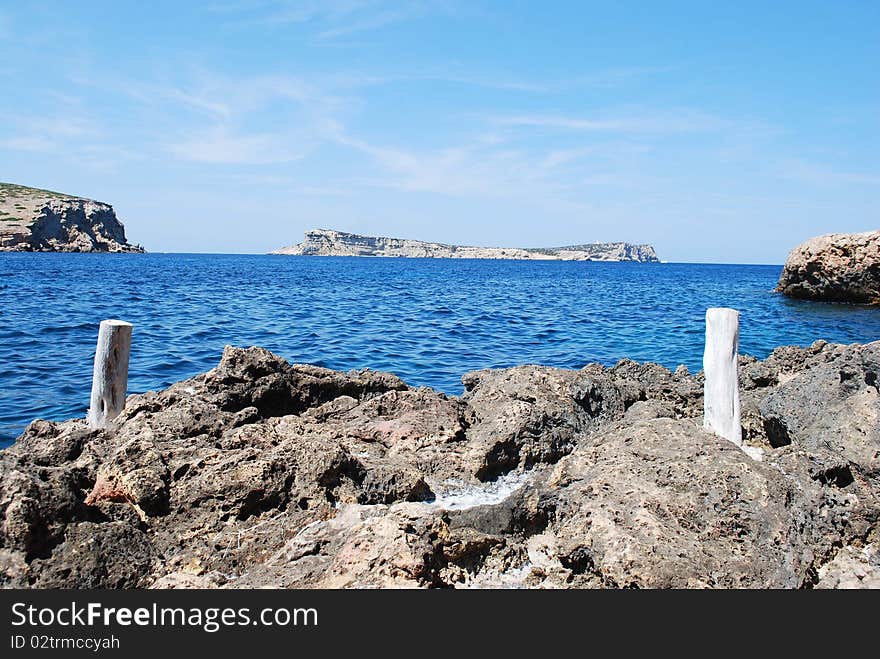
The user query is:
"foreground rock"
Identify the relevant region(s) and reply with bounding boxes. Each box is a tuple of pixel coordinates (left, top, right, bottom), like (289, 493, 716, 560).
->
(272, 229, 659, 262)
(0, 183, 143, 253)
(1, 341, 878, 588)
(777, 230, 880, 304)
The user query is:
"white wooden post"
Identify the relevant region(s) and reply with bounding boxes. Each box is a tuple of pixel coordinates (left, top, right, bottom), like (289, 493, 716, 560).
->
(703, 308, 741, 446)
(87, 319, 133, 430)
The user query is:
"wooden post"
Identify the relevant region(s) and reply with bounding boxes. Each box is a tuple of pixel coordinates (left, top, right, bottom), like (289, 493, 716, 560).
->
(703, 308, 741, 446)
(87, 319, 133, 430)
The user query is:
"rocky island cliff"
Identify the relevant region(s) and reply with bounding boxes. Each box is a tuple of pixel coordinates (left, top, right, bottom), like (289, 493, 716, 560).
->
(273, 229, 659, 262)
(1, 340, 878, 589)
(0, 183, 143, 253)
(777, 230, 880, 305)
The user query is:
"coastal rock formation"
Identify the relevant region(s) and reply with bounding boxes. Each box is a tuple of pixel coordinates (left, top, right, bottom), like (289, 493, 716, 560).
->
(776, 230, 880, 304)
(272, 229, 659, 262)
(1, 341, 879, 589)
(0, 183, 143, 253)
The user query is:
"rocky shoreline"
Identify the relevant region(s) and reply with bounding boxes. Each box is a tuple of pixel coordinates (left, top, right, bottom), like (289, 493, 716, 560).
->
(0, 183, 143, 253)
(1, 340, 878, 589)
(273, 229, 660, 262)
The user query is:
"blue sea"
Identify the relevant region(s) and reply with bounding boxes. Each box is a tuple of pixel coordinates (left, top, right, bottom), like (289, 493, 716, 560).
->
(2, 253, 879, 446)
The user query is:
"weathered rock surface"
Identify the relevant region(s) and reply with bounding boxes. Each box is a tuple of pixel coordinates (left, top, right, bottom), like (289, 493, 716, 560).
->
(759, 342, 880, 471)
(2, 341, 879, 589)
(777, 230, 880, 304)
(0, 183, 143, 253)
(815, 544, 880, 588)
(272, 229, 659, 262)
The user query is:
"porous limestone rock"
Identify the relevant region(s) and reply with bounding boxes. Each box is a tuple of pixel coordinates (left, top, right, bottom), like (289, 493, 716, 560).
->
(2, 341, 880, 589)
(777, 230, 880, 304)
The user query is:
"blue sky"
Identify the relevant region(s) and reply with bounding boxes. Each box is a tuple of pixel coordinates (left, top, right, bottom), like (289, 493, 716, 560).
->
(0, 1, 877, 263)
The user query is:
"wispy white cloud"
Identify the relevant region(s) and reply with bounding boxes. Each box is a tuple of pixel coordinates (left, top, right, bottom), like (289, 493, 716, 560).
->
(779, 158, 880, 186)
(429, 64, 678, 94)
(562, 65, 679, 89)
(168, 128, 308, 165)
(286, 64, 674, 95)
(21, 115, 96, 139)
(75, 71, 348, 166)
(1, 136, 55, 152)
(162, 89, 234, 119)
(107, 73, 330, 120)
(211, 0, 441, 39)
(332, 129, 620, 201)
(491, 109, 735, 134)
(231, 0, 374, 25)
(0, 105, 103, 156)
(316, 7, 411, 39)
(540, 147, 597, 170)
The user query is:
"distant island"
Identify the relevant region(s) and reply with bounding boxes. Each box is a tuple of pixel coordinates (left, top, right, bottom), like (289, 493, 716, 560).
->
(0, 182, 143, 253)
(273, 229, 660, 262)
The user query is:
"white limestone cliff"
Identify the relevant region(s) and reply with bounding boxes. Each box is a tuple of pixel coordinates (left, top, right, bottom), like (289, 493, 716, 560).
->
(273, 229, 659, 262)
